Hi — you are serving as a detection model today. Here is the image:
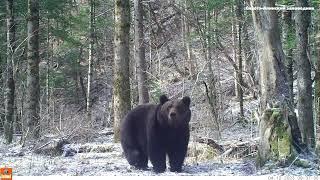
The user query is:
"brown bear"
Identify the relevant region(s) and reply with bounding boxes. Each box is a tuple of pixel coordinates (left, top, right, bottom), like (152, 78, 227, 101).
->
(120, 95, 191, 173)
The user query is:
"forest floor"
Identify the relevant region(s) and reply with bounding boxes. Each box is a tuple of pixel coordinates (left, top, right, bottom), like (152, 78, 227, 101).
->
(0, 125, 319, 176)
(0, 92, 319, 176)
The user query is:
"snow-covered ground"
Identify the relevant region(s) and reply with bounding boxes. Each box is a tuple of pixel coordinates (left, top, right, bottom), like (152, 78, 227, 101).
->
(0, 131, 318, 176)
(0, 96, 318, 176)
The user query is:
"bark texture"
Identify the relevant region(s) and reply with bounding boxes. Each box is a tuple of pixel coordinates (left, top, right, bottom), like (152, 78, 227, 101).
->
(282, 10, 294, 104)
(134, 0, 149, 104)
(113, 0, 131, 142)
(26, 0, 40, 139)
(4, 0, 16, 144)
(243, 13, 255, 95)
(316, 22, 320, 127)
(295, 0, 315, 149)
(250, 0, 305, 165)
(87, 0, 95, 122)
(236, 0, 244, 119)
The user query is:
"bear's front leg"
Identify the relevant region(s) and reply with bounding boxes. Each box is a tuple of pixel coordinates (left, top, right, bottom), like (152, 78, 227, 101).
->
(148, 136, 166, 173)
(167, 142, 188, 172)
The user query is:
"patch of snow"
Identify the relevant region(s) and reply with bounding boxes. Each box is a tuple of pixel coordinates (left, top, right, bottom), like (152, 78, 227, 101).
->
(0, 133, 318, 176)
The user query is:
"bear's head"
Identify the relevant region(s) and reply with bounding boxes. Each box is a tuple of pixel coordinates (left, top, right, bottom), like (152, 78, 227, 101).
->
(158, 95, 191, 128)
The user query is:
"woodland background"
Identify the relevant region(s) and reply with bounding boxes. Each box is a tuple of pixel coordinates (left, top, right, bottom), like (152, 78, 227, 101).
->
(0, 0, 319, 175)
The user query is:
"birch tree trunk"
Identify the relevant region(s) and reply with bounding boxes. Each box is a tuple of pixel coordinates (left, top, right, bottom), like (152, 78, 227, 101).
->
(4, 0, 16, 144)
(87, 0, 95, 122)
(26, 0, 40, 139)
(134, 0, 149, 104)
(113, 0, 131, 142)
(295, 0, 315, 149)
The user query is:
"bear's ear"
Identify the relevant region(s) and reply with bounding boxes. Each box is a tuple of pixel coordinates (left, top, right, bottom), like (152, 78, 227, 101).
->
(182, 96, 191, 107)
(159, 95, 169, 105)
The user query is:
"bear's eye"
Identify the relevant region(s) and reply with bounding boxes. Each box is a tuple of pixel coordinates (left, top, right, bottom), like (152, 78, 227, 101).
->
(168, 104, 173, 109)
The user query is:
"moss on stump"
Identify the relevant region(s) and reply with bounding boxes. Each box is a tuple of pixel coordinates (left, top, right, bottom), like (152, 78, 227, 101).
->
(257, 108, 293, 166)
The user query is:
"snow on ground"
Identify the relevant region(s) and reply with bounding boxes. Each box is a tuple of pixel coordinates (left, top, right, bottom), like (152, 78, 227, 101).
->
(0, 98, 318, 176)
(0, 131, 318, 176)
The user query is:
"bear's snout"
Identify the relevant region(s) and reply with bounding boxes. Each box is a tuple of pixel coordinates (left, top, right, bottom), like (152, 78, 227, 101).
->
(169, 112, 176, 118)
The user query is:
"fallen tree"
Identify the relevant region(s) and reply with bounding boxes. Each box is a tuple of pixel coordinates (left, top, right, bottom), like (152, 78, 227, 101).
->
(196, 137, 258, 158)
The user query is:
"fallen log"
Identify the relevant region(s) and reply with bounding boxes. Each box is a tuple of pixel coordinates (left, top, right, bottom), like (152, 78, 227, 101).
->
(196, 136, 258, 158)
(221, 147, 234, 157)
(34, 138, 70, 156)
(222, 140, 258, 158)
(99, 131, 114, 136)
(195, 137, 224, 152)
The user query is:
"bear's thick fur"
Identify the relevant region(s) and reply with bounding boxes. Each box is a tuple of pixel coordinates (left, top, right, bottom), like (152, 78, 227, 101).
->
(120, 95, 191, 173)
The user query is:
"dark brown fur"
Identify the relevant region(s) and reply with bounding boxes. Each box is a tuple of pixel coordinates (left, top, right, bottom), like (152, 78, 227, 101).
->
(120, 95, 191, 173)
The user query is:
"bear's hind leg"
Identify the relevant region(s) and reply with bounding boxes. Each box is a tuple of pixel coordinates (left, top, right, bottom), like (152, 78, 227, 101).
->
(136, 151, 148, 170)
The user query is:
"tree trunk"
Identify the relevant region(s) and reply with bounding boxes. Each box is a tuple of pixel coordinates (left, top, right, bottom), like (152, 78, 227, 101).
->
(46, 16, 50, 127)
(282, 10, 294, 104)
(87, 0, 95, 122)
(0, 55, 3, 130)
(26, 0, 40, 139)
(258, 108, 292, 166)
(148, 5, 153, 73)
(4, 0, 16, 144)
(113, 0, 131, 142)
(295, 0, 315, 149)
(183, 0, 195, 79)
(236, 0, 244, 120)
(232, 5, 238, 98)
(134, 0, 149, 104)
(77, 46, 87, 106)
(251, 0, 289, 110)
(316, 19, 320, 127)
(242, 9, 256, 98)
(205, 3, 220, 139)
(250, 0, 305, 166)
(316, 59, 320, 127)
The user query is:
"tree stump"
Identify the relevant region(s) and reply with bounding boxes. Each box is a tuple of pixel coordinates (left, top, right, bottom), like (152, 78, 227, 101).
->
(257, 108, 293, 166)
